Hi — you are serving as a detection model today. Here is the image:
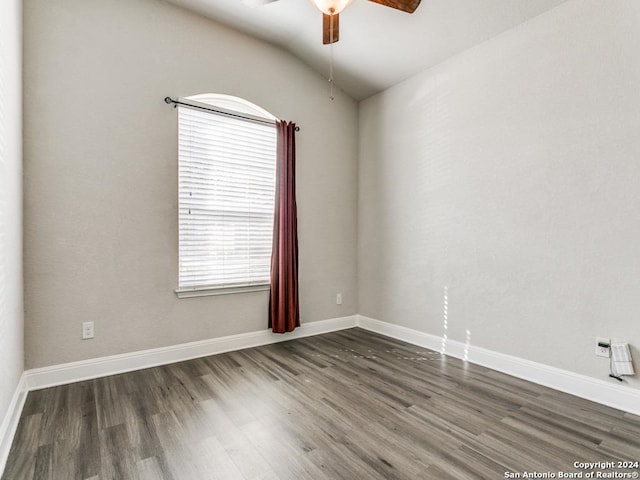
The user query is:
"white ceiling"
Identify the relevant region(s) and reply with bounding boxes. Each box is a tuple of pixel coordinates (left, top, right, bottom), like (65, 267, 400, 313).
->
(165, 0, 568, 100)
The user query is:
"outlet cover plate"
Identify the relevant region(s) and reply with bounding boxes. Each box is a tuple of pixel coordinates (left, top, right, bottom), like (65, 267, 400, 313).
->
(82, 321, 95, 340)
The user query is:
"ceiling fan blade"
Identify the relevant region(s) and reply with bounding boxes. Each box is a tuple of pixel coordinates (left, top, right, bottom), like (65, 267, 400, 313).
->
(323, 13, 340, 45)
(367, 0, 421, 14)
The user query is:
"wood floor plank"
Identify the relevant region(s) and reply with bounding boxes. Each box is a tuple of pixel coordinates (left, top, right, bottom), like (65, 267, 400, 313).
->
(135, 456, 166, 480)
(200, 399, 274, 479)
(99, 423, 139, 480)
(32, 444, 53, 480)
(3, 328, 639, 480)
(193, 435, 247, 480)
(2, 413, 41, 479)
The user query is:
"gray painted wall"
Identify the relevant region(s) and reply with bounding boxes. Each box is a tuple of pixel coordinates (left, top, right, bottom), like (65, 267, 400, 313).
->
(0, 0, 24, 428)
(23, 0, 358, 368)
(358, 0, 640, 389)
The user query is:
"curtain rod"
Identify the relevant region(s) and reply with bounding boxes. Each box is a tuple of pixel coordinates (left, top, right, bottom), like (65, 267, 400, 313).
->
(164, 97, 300, 132)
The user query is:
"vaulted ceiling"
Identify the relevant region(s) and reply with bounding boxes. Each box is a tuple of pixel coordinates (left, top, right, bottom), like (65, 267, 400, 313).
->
(164, 0, 568, 100)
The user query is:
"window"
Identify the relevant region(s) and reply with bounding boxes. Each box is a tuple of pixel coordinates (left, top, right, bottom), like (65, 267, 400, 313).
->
(176, 94, 277, 296)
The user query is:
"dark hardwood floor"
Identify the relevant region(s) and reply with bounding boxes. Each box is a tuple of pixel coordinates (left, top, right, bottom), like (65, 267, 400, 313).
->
(3, 328, 640, 479)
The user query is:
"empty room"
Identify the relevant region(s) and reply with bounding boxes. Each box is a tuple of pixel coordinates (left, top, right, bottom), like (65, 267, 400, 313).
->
(1, 0, 639, 478)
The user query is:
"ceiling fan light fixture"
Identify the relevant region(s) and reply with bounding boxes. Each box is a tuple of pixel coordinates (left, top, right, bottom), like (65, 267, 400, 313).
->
(312, 0, 352, 15)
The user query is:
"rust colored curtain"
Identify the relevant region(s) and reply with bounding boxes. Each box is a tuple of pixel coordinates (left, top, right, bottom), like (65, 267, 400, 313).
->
(269, 121, 300, 333)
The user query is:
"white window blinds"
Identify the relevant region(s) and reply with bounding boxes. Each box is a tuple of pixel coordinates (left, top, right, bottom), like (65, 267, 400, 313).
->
(178, 104, 277, 291)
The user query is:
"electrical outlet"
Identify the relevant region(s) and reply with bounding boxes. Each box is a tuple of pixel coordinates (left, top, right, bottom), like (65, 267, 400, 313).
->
(336, 293, 343, 305)
(82, 321, 95, 340)
(595, 337, 610, 358)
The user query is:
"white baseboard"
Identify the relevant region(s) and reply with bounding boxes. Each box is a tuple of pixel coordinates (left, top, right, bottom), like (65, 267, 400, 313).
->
(357, 315, 640, 417)
(0, 374, 27, 476)
(25, 315, 358, 391)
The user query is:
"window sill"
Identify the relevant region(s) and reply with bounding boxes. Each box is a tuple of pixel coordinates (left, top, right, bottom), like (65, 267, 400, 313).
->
(175, 284, 270, 298)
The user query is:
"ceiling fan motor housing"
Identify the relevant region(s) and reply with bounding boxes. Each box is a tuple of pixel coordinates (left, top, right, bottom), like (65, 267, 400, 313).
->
(312, 0, 353, 15)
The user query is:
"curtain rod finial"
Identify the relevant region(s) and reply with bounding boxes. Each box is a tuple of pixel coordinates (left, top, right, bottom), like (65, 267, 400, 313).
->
(164, 97, 173, 104)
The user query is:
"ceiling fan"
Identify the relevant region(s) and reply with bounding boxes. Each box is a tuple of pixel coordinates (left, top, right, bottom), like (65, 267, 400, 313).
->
(243, 0, 422, 44)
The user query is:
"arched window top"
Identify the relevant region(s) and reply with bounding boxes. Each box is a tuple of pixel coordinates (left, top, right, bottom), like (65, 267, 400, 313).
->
(185, 93, 277, 121)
